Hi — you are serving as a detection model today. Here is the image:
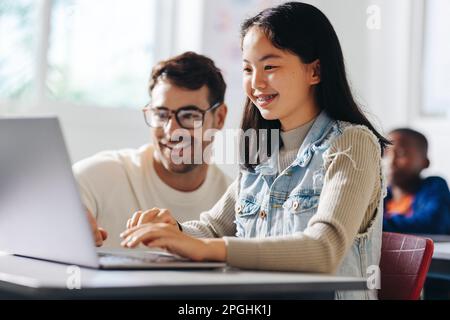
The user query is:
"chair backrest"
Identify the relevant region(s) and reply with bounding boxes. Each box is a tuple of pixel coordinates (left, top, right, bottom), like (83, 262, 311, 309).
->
(379, 232, 434, 300)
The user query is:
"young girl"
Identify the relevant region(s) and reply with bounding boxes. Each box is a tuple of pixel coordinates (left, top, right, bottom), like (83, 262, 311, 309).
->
(120, 2, 389, 299)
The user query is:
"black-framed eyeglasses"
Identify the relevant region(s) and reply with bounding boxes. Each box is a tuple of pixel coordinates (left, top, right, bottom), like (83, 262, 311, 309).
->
(142, 102, 222, 129)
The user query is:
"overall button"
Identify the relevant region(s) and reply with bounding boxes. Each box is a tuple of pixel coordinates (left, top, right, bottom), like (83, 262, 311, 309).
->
(259, 210, 267, 219)
(292, 201, 299, 210)
(236, 205, 242, 214)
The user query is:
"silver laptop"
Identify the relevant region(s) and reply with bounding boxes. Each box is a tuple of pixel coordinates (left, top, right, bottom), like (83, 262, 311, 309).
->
(0, 117, 225, 270)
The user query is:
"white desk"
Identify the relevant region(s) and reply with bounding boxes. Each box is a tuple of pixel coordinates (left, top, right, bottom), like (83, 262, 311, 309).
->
(428, 242, 450, 279)
(433, 243, 450, 260)
(425, 241, 450, 299)
(0, 253, 367, 299)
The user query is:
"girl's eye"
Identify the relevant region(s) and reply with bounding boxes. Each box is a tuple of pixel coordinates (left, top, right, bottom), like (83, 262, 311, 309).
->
(264, 65, 278, 71)
(243, 67, 252, 73)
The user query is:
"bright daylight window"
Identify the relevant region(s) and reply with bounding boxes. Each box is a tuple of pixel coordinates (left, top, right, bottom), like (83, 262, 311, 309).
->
(0, 0, 37, 101)
(1, 0, 159, 109)
(422, 0, 450, 117)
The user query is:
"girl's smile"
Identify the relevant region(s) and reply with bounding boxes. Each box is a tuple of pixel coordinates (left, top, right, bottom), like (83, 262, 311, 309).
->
(254, 93, 279, 108)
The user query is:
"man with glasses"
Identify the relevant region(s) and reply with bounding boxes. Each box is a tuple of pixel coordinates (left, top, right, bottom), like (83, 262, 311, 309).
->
(73, 52, 230, 248)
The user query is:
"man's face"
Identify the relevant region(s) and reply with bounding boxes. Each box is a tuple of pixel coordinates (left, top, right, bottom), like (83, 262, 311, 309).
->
(149, 80, 219, 174)
(384, 132, 428, 187)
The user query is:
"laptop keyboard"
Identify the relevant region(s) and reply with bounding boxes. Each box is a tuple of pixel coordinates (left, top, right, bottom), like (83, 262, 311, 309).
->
(98, 251, 187, 265)
(97, 250, 227, 269)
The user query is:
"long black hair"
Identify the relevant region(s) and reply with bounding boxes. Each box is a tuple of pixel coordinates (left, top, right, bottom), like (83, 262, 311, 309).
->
(240, 2, 390, 169)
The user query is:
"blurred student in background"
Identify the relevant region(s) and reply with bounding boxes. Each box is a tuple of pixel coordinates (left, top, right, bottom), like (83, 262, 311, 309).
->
(383, 128, 450, 234)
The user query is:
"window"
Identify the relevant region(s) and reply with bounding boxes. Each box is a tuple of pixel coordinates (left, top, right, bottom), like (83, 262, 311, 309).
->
(1, 0, 163, 109)
(422, 0, 450, 116)
(0, 0, 37, 101)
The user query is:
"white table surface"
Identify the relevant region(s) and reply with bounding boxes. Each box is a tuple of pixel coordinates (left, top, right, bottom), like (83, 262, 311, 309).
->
(0, 252, 367, 299)
(433, 242, 450, 260)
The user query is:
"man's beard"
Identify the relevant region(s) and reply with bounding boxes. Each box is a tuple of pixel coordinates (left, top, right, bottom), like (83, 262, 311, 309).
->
(166, 161, 198, 174)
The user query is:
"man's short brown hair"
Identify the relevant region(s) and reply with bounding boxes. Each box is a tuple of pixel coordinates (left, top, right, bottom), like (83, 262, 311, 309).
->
(149, 51, 226, 105)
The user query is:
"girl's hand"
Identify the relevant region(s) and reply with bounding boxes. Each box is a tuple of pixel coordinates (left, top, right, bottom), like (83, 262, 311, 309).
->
(126, 208, 178, 230)
(119, 223, 227, 262)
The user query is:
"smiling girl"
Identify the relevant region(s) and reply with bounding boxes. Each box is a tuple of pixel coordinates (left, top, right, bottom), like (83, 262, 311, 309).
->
(120, 2, 390, 299)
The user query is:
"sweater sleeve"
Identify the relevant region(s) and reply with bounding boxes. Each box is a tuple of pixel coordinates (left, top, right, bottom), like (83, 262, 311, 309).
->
(72, 162, 99, 218)
(72, 152, 129, 220)
(224, 126, 381, 273)
(181, 178, 238, 238)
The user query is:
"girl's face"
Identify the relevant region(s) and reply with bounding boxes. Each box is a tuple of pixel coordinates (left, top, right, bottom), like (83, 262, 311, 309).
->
(242, 27, 320, 131)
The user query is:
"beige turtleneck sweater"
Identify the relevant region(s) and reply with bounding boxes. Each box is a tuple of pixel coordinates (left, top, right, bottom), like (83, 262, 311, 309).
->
(182, 122, 382, 274)
(278, 118, 315, 173)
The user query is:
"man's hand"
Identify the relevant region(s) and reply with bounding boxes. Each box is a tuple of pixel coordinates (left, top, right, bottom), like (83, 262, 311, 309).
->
(86, 210, 108, 247)
(126, 208, 178, 230)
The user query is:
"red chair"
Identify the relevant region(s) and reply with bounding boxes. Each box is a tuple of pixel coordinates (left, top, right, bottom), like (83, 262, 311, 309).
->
(379, 232, 434, 300)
